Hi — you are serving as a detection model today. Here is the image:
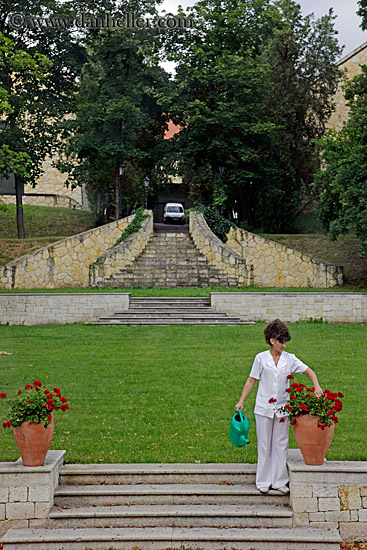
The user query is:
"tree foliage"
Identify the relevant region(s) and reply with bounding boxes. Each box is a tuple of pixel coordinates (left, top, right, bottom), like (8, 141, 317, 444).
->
(58, 27, 169, 222)
(261, 0, 342, 230)
(357, 0, 367, 30)
(315, 65, 367, 255)
(159, 0, 342, 232)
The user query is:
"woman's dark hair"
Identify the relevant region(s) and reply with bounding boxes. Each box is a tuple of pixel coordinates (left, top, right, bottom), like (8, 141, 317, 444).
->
(264, 319, 291, 345)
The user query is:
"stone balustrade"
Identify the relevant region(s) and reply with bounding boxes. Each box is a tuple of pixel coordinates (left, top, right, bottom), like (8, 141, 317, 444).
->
(89, 210, 153, 287)
(226, 227, 343, 288)
(189, 212, 251, 286)
(0, 214, 135, 290)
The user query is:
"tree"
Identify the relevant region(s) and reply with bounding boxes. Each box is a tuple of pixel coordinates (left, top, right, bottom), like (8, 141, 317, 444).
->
(315, 65, 367, 255)
(0, 0, 87, 238)
(58, 28, 169, 222)
(0, 32, 52, 237)
(260, 0, 342, 230)
(357, 0, 367, 30)
(159, 0, 280, 227)
(159, 0, 342, 231)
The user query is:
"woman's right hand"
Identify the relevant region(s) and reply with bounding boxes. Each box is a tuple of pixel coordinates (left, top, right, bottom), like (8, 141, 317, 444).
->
(235, 400, 244, 412)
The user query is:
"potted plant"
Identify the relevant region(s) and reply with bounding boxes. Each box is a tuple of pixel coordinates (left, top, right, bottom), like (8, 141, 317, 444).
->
(272, 376, 344, 465)
(1, 380, 69, 466)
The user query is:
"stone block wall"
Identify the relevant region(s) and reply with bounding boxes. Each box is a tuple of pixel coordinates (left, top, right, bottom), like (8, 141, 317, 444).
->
(89, 210, 153, 287)
(211, 292, 367, 323)
(328, 43, 367, 132)
(0, 214, 135, 289)
(288, 450, 367, 542)
(189, 212, 251, 286)
(0, 451, 65, 534)
(0, 292, 130, 325)
(226, 227, 343, 288)
(2, 194, 82, 209)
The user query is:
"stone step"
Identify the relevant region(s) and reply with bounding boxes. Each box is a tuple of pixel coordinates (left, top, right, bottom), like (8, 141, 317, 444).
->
(59, 463, 258, 486)
(99, 313, 229, 319)
(48, 503, 292, 529)
(94, 319, 251, 325)
(1, 526, 342, 550)
(123, 308, 215, 313)
(130, 298, 210, 302)
(101, 230, 241, 288)
(54, 483, 289, 507)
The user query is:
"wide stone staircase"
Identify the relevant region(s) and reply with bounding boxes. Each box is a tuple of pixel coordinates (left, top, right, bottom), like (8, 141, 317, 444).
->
(95, 297, 255, 326)
(102, 231, 240, 288)
(1, 463, 341, 549)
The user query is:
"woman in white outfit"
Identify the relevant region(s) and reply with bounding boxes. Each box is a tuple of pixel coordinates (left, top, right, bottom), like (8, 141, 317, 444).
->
(235, 319, 323, 494)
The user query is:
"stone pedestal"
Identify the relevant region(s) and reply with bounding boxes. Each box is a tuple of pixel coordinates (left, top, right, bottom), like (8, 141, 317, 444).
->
(0, 450, 65, 534)
(288, 449, 367, 541)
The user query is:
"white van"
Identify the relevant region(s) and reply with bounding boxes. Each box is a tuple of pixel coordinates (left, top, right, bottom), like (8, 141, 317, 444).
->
(163, 203, 185, 224)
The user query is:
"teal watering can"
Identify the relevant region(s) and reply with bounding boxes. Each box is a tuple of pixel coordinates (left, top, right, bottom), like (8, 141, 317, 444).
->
(229, 408, 250, 447)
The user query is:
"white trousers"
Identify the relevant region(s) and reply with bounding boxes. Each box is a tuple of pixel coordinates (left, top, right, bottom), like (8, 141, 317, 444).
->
(255, 413, 290, 490)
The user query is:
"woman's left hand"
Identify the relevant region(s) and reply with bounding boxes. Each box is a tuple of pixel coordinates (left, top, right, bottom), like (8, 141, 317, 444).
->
(315, 385, 323, 398)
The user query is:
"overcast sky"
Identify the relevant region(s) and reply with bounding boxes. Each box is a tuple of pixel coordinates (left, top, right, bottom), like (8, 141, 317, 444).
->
(159, 0, 366, 57)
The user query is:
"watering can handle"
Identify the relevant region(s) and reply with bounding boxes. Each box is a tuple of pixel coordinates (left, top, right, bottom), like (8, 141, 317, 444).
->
(238, 408, 244, 421)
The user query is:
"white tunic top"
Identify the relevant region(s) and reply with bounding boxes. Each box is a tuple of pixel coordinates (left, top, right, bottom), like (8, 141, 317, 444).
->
(250, 350, 308, 418)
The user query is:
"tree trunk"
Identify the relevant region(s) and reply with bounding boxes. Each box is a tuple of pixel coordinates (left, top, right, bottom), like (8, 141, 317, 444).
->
(15, 175, 25, 239)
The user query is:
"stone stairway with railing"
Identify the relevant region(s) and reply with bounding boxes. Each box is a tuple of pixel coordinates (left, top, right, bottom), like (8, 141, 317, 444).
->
(95, 296, 255, 325)
(1, 463, 341, 549)
(101, 231, 241, 288)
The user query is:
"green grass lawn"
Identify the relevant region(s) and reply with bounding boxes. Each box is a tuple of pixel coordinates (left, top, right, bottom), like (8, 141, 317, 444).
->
(0, 322, 365, 464)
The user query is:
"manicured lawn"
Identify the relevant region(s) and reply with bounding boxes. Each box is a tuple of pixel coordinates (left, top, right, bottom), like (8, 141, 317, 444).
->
(0, 322, 365, 464)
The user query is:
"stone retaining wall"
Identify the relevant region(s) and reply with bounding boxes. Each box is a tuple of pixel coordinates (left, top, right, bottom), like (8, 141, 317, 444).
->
(0, 293, 130, 325)
(189, 212, 251, 286)
(89, 210, 153, 287)
(0, 451, 65, 535)
(288, 449, 367, 542)
(2, 194, 82, 209)
(226, 227, 343, 288)
(0, 214, 135, 289)
(211, 292, 367, 323)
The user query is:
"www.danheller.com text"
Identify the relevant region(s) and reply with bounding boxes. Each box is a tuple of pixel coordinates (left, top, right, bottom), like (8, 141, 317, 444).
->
(7, 12, 195, 30)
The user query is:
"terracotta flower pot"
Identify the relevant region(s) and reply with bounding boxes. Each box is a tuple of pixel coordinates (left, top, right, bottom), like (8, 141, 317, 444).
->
(292, 414, 335, 466)
(12, 414, 54, 467)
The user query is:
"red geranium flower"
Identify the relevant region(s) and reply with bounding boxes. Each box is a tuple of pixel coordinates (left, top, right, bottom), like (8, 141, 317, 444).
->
(285, 388, 292, 393)
(60, 404, 69, 411)
(17, 390, 22, 395)
(285, 404, 293, 411)
(2, 421, 11, 428)
(268, 398, 277, 404)
(25, 384, 32, 389)
(287, 375, 294, 380)
(279, 417, 285, 423)
(300, 404, 308, 411)
(34, 381, 42, 387)
(290, 395, 297, 400)
(332, 416, 338, 423)
(60, 397, 67, 403)
(0, 393, 6, 399)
